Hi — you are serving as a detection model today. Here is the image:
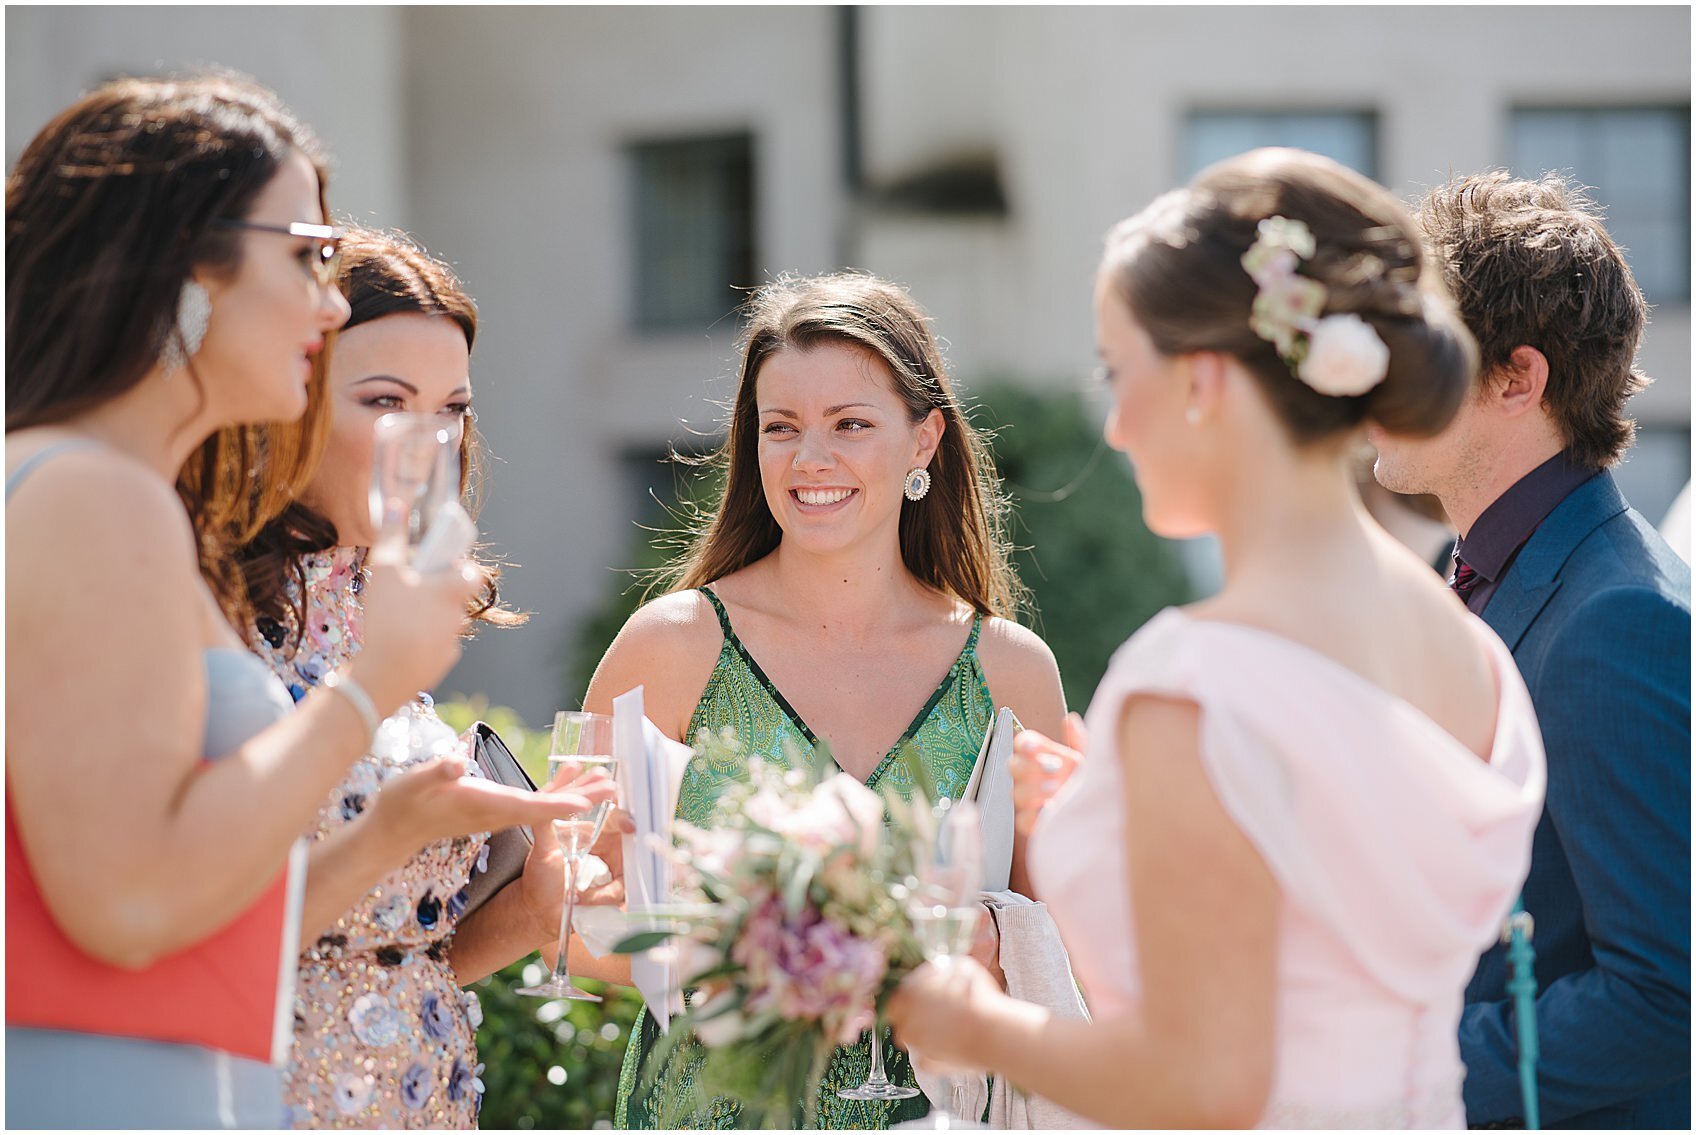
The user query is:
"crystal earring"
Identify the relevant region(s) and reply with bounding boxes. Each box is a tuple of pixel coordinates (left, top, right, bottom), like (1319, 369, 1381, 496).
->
(903, 467, 932, 502)
(159, 280, 211, 374)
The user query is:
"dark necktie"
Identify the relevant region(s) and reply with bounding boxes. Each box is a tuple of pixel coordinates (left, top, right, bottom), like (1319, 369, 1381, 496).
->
(1450, 550, 1480, 601)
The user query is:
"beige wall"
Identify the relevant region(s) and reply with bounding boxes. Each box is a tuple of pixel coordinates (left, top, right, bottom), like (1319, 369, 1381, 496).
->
(857, 5, 1692, 409)
(404, 7, 843, 718)
(5, 5, 408, 226)
(7, 5, 1688, 723)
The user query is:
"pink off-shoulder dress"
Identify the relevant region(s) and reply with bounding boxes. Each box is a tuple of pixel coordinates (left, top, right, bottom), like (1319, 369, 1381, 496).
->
(1030, 608, 1545, 1128)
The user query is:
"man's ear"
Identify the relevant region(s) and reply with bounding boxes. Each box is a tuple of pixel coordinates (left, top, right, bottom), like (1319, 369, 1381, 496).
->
(1489, 345, 1550, 419)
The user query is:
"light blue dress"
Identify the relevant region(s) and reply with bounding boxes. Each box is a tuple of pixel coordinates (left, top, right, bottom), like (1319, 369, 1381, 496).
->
(6, 443, 297, 1129)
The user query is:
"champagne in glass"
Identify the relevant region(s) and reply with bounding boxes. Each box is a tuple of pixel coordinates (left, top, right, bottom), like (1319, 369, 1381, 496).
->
(893, 799, 988, 1131)
(517, 711, 617, 1001)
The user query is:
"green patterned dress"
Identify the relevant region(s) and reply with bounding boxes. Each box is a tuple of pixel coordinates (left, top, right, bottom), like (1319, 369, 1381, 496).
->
(615, 588, 994, 1130)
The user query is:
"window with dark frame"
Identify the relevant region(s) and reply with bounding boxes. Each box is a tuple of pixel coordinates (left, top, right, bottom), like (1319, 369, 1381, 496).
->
(1509, 105, 1690, 302)
(629, 133, 756, 332)
(1184, 110, 1379, 180)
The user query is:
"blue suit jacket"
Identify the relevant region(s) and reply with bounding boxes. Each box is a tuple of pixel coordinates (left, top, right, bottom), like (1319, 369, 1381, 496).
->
(1461, 472, 1691, 1128)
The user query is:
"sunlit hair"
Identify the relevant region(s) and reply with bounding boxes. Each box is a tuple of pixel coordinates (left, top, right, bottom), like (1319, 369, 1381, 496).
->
(6, 72, 330, 628)
(1417, 171, 1647, 468)
(660, 271, 1023, 618)
(231, 225, 524, 647)
(1102, 148, 1478, 445)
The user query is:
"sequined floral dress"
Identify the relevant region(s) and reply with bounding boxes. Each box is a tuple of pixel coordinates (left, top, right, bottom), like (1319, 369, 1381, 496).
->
(616, 588, 994, 1129)
(250, 547, 492, 1129)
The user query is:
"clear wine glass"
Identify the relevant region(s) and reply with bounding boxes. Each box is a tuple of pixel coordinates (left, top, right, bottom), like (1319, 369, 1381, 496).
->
(368, 411, 458, 566)
(893, 798, 987, 1131)
(364, 411, 464, 748)
(837, 1017, 921, 1103)
(516, 711, 618, 1000)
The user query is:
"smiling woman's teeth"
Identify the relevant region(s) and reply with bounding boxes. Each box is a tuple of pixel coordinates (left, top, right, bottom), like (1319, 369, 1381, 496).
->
(796, 488, 853, 506)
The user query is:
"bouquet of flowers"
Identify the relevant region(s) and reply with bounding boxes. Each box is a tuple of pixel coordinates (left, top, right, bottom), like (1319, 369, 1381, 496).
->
(616, 729, 940, 1128)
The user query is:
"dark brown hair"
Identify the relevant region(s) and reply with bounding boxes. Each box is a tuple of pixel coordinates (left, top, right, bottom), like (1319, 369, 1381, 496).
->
(234, 225, 523, 644)
(7, 73, 331, 627)
(663, 271, 1023, 618)
(1102, 148, 1479, 444)
(1417, 171, 1647, 468)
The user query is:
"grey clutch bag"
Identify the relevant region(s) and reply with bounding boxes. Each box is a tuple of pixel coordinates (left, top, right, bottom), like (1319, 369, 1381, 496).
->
(460, 722, 536, 920)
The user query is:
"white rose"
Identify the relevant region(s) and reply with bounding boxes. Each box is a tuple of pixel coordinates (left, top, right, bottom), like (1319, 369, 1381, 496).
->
(1298, 313, 1390, 397)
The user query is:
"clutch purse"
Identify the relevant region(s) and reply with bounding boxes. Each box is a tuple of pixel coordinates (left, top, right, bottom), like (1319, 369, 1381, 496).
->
(459, 721, 536, 921)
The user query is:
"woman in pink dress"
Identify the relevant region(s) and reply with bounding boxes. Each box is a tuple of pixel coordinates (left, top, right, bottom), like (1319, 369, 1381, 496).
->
(887, 148, 1546, 1127)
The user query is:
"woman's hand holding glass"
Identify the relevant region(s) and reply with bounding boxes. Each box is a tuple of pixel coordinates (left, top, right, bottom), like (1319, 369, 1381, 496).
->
(1008, 712, 1087, 837)
(365, 751, 618, 861)
(516, 760, 631, 949)
(517, 711, 620, 1001)
(886, 956, 1001, 1083)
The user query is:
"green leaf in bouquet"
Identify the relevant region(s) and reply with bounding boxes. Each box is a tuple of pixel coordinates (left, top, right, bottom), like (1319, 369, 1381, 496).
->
(892, 738, 939, 811)
(690, 985, 746, 1023)
(686, 956, 742, 985)
(781, 853, 816, 919)
(612, 929, 681, 954)
(793, 736, 831, 787)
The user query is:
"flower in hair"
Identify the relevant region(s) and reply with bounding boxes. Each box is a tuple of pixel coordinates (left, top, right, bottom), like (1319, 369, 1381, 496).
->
(1299, 313, 1392, 397)
(1241, 216, 1390, 397)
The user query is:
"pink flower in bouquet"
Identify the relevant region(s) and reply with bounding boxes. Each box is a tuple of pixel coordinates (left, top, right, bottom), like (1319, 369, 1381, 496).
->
(732, 895, 887, 1046)
(742, 772, 884, 858)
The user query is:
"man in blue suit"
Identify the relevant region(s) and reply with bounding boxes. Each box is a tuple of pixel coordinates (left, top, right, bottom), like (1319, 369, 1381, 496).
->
(1372, 172, 1690, 1128)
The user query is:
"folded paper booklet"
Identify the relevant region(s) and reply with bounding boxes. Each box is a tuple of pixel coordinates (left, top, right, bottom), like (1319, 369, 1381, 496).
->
(962, 707, 1020, 892)
(593, 686, 693, 1032)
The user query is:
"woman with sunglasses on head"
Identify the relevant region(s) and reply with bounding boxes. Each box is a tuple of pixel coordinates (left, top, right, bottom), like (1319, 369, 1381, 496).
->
(885, 149, 1545, 1128)
(229, 226, 622, 1128)
(4, 76, 596, 1128)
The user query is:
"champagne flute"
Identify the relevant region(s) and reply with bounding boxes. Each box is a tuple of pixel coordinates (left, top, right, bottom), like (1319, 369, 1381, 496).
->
(894, 799, 987, 1131)
(365, 412, 466, 753)
(516, 711, 618, 1000)
(837, 791, 935, 1106)
(368, 411, 459, 566)
(837, 1015, 921, 1103)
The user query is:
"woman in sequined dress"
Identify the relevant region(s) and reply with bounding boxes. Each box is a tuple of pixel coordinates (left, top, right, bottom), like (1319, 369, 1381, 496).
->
(235, 227, 620, 1128)
(582, 272, 1068, 1128)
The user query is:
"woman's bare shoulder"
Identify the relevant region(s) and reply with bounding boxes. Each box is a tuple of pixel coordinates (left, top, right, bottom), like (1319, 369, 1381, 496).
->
(7, 440, 194, 568)
(976, 615, 1060, 676)
(974, 615, 1067, 734)
(582, 588, 727, 730)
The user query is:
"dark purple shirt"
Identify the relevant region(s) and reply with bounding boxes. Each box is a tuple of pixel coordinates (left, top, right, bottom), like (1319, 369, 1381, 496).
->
(1453, 450, 1599, 613)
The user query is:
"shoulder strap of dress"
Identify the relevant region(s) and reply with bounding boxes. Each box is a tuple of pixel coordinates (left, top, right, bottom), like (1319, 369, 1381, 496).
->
(964, 613, 984, 656)
(697, 586, 736, 640)
(5, 440, 104, 501)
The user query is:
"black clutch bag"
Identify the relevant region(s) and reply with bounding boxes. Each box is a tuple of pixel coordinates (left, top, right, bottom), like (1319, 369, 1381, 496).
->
(460, 722, 536, 921)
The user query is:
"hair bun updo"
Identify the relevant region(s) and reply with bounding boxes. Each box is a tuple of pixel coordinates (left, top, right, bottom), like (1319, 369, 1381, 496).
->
(1101, 148, 1479, 443)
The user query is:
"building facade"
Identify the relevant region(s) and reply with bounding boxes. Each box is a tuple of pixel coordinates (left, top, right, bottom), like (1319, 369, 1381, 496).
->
(9, 5, 1689, 722)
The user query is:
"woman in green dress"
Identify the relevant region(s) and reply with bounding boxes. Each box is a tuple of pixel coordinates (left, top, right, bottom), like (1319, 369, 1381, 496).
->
(581, 271, 1067, 1128)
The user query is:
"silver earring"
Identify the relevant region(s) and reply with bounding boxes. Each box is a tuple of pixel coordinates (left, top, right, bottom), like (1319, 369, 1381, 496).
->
(903, 466, 932, 502)
(1185, 406, 1202, 427)
(159, 280, 211, 374)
